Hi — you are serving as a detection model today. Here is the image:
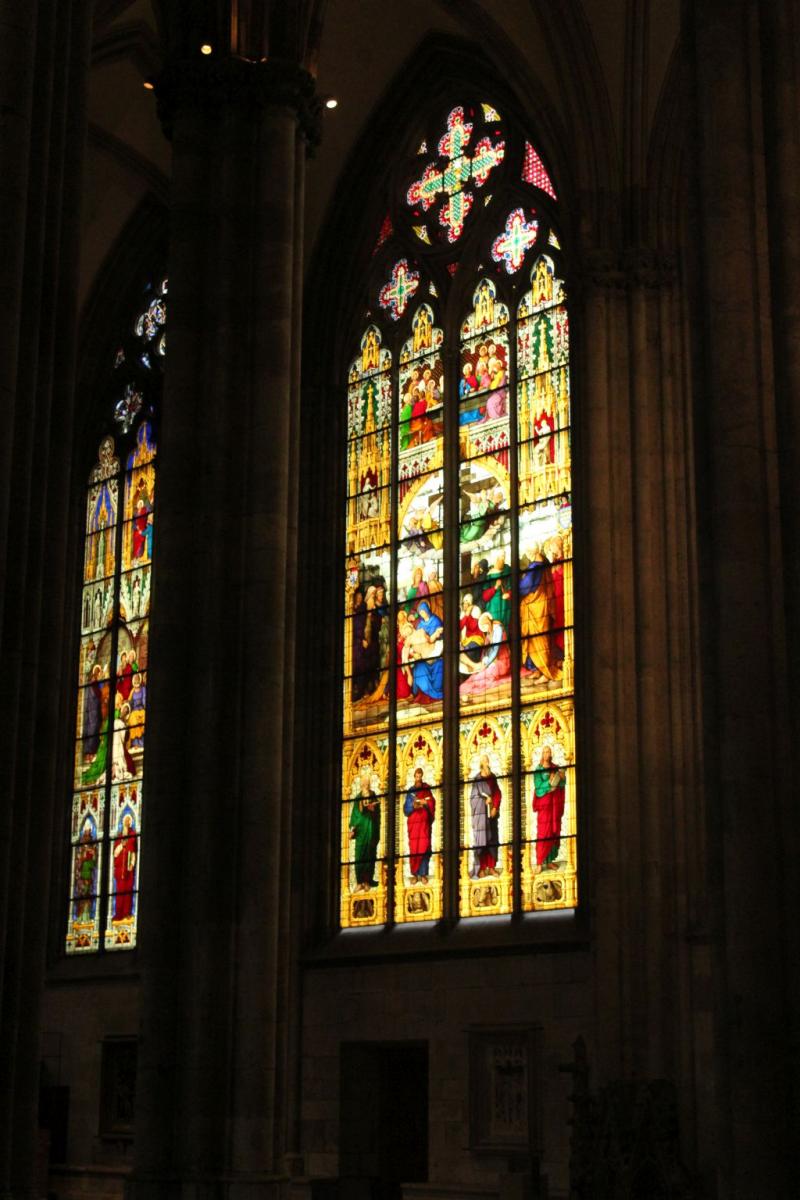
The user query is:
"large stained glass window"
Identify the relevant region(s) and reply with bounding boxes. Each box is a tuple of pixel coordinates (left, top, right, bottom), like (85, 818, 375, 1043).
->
(340, 102, 577, 928)
(66, 278, 165, 953)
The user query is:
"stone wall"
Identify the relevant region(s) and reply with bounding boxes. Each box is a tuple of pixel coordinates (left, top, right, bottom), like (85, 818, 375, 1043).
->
(40, 980, 139, 1169)
(300, 950, 593, 1195)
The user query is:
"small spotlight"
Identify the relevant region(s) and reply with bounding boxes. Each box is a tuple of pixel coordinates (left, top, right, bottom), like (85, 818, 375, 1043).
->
(143, 78, 155, 91)
(325, 97, 338, 109)
(200, 43, 213, 55)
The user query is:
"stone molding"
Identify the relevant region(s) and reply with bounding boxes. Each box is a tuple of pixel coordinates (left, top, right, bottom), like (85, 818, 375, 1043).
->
(155, 55, 322, 145)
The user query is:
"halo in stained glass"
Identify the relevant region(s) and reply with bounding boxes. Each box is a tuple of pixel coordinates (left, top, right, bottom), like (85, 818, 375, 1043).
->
(491, 208, 539, 274)
(378, 259, 421, 320)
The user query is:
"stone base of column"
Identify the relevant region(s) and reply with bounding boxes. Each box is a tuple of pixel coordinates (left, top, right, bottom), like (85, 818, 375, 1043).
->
(126, 1174, 292, 1200)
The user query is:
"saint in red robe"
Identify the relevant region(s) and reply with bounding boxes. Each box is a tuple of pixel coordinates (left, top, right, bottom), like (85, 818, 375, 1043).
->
(113, 823, 137, 919)
(532, 765, 566, 866)
(403, 782, 435, 878)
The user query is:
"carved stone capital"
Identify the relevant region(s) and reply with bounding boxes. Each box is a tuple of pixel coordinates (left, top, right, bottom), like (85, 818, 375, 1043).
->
(622, 247, 678, 289)
(578, 247, 677, 293)
(156, 55, 322, 146)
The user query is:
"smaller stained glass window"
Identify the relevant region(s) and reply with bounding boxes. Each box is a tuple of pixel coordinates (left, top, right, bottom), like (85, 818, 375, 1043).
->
(66, 278, 164, 955)
(491, 208, 539, 274)
(378, 259, 421, 320)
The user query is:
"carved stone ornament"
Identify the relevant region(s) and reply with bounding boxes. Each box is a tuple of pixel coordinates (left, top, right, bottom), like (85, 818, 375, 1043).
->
(562, 1038, 697, 1199)
(468, 1024, 542, 1155)
(578, 248, 677, 293)
(155, 55, 322, 146)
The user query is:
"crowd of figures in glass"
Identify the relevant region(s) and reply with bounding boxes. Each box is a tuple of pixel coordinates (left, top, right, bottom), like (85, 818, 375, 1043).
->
(66, 279, 164, 952)
(340, 102, 577, 927)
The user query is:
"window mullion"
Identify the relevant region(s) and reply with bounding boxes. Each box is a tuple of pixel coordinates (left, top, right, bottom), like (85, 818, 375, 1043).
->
(387, 350, 399, 928)
(508, 298, 523, 918)
(442, 330, 462, 926)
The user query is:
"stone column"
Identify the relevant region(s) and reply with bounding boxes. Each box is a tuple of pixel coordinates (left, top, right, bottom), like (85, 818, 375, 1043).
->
(758, 0, 800, 1116)
(688, 2, 797, 1193)
(578, 245, 707, 1174)
(0, 3, 92, 1198)
(130, 52, 318, 1200)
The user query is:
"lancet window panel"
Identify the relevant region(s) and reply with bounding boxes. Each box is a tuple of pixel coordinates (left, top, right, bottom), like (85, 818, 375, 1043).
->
(339, 99, 578, 931)
(65, 278, 165, 955)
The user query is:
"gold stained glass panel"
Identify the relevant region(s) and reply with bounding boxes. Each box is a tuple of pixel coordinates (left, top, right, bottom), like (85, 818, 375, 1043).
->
(519, 701, 577, 911)
(395, 724, 444, 921)
(340, 736, 390, 928)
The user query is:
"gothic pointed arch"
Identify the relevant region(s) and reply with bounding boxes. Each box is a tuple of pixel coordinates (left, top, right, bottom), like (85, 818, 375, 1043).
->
(301, 50, 579, 935)
(63, 206, 167, 954)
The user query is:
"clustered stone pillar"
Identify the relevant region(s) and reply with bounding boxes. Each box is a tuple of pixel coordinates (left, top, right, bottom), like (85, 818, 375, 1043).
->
(0, 3, 92, 1198)
(688, 1, 800, 1194)
(578, 248, 703, 1112)
(130, 53, 317, 1200)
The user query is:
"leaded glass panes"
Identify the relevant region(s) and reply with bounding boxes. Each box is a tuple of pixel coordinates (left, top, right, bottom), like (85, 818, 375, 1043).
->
(65, 280, 163, 955)
(395, 724, 444, 922)
(340, 102, 577, 929)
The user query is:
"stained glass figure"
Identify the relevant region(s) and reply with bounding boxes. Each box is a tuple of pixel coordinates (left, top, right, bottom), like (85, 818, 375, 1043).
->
(396, 306, 446, 730)
(522, 142, 557, 199)
(456, 286, 515, 915)
(395, 724, 444, 922)
(66, 789, 105, 953)
(344, 328, 392, 739)
(341, 737, 389, 926)
(520, 702, 577, 909)
(107, 784, 141, 949)
(459, 714, 514, 916)
(491, 208, 539, 274)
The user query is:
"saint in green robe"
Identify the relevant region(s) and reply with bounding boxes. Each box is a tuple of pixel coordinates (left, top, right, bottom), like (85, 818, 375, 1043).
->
(350, 791, 381, 886)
